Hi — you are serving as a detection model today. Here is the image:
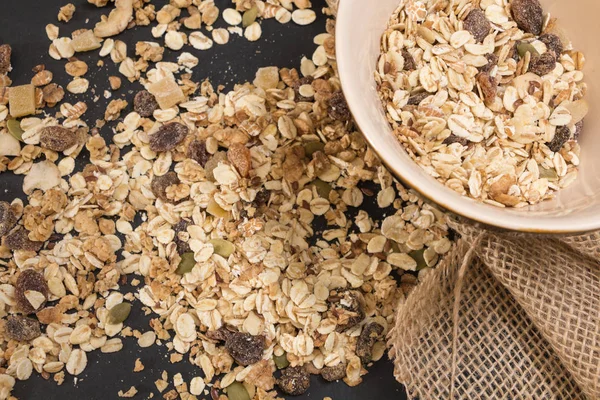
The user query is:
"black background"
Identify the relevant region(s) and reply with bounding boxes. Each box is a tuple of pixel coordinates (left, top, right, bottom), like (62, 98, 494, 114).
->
(0, 0, 408, 399)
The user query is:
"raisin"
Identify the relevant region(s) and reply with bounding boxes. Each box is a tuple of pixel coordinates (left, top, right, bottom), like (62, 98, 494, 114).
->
(402, 48, 416, 71)
(477, 72, 498, 103)
(225, 332, 266, 366)
(0, 201, 17, 237)
(151, 171, 180, 202)
(149, 122, 189, 152)
(277, 366, 310, 396)
(574, 120, 584, 140)
(227, 143, 252, 178)
(187, 139, 210, 167)
(546, 125, 571, 152)
(0, 44, 11, 75)
(539, 33, 563, 56)
(511, 0, 544, 35)
(328, 290, 365, 332)
(134, 90, 159, 117)
(407, 92, 430, 106)
(39, 126, 78, 152)
(5, 316, 41, 341)
(4, 228, 42, 252)
(293, 76, 315, 101)
(173, 219, 192, 254)
(15, 269, 49, 314)
(206, 326, 235, 342)
(463, 8, 491, 42)
(479, 53, 498, 73)
(253, 189, 270, 207)
(356, 322, 384, 364)
(328, 90, 351, 122)
(443, 135, 468, 146)
(321, 363, 346, 382)
(529, 52, 557, 76)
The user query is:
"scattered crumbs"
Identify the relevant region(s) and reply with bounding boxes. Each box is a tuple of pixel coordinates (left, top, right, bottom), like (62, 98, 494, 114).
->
(133, 358, 145, 372)
(118, 386, 138, 398)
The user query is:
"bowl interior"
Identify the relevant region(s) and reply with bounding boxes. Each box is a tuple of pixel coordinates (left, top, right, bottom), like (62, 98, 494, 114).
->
(337, 0, 600, 233)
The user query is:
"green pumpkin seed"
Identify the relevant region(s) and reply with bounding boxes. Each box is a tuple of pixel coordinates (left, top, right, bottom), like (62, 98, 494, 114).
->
(175, 252, 196, 275)
(226, 382, 250, 400)
(517, 42, 539, 58)
(273, 353, 290, 369)
(108, 302, 132, 324)
(7, 120, 24, 142)
(304, 141, 325, 157)
(409, 249, 427, 270)
(539, 166, 559, 181)
(312, 179, 332, 199)
(242, 6, 258, 28)
(209, 239, 235, 258)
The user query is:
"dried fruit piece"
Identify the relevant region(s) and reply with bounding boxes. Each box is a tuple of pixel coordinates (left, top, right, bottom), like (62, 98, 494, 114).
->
(9, 84, 36, 118)
(6, 120, 23, 142)
(226, 382, 250, 400)
(175, 252, 196, 275)
(207, 199, 229, 219)
(529, 52, 556, 76)
(71, 30, 101, 52)
(204, 151, 227, 181)
(5, 316, 41, 341)
(402, 48, 416, 71)
(187, 140, 210, 167)
(173, 219, 192, 254)
(0, 202, 17, 236)
(151, 171, 180, 202)
(225, 332, 266, 366)
(511, 0, 544, 35)
(208, 239, 235, 258)
(148, 78, 185, 110)
(539, 33, 564, 56)
(15, 269, 48, 314)
(273, 353, 290, 370)
(4, 228, 43, 252)
(149, 122, 188, 152)
(477, 72, 497, 104)
(463, 8, 491, 42)
(39, 126, 78, 151)
(443, 134, 468, 146)
(328, 90, 351, 121)
(356, 322, 384, 364)
(277, 366, 310, 396)
(407, 92, 429, 106)
(133, 90, 159, 117)
(479, 53, 498, 73)
(227, 143, 252, 177)
(321, 363, 346, 382)
(328, 290, 365, 332)
(107, 302, 131, 324)
(546, 125, 571, 152)
(0, 44, 11, 75)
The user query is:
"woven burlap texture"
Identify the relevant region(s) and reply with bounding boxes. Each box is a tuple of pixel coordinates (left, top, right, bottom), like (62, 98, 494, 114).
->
(388, 220, 600, 399)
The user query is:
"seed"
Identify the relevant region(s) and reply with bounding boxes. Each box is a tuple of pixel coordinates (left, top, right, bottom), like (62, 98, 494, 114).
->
(539, 166, 559, 181)
(409, 249, 428, 270)
(226, 382, 250, 400)
(242, 6, 258, 28)
(517, 42, 539, 58)
(304, 141, 325, 157)
(273, 353, 290, 369)
(312, 179, 332, 199)
(208, 239, 235, 258)
(107, 302, 132, 324)
(6, 120, 24, 142)
(175, 252, 196, 275)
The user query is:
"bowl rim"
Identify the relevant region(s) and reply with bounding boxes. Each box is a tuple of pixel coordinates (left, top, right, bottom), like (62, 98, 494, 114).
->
(335, 0, 599, 235)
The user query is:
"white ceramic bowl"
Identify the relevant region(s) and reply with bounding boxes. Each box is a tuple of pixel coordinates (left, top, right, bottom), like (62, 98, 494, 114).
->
(336, 0, 600, 233)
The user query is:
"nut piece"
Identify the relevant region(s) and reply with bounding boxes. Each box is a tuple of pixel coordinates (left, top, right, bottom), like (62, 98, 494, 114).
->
(134, 90, 159, 117)
(277, 366, 310, 396)
(9, 84, 36, 118)
(58, 3, 76, 22)
(39, 126, 78, 151)
(5, 316, 41, 342)
(0, 44, 11, 75)
(149, 122, 189, 152)
(0, 201, 17, 237)
(15, 269, 49, 314)
(109, 76, 122, 90)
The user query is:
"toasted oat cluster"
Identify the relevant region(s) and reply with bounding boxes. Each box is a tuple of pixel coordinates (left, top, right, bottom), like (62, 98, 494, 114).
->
(376, 0, 588, 207)
(0, 1, 454, 399)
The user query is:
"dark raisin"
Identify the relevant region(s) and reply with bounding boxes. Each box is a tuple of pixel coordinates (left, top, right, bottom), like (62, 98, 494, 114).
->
(151, 171, 180, 202)
(187, 139, 210, 167)
(39, 126, 78, 152)
(4, 228, 42, 252)
(277, 366, 310, 396)
(463, 8, 491, 42)
(0, 201, 17, 237)
(402, 48, 416, 71)
(173, 219, 192, 254)
(328, 90, 351, 122)
(443, 135, 469, 146)
(253, 189, 270, 207)
(407, 92, 430, 106)
(15, 269, 49, 314)
(479, 53, 499, 73)
(149, 122, 189, 152)
(134, 90, 159, 118)
(477, 72, 498, 103)
(511, 0, 544, 35)
(225, 332, 266, 366)
(5, 316, 41, 341)
(206, 326, 236, 342)
(573, 120, 584, 140)
(546, 125, 571, 152)
(328, 290, 365, 332)
(539, 33, 563, 56)
(321, 363, 346, 382)
(529, 52, 557, 76)
(293, 76, 315, 101)
(356, 322, 384, 364)
(0, 44, 11, 75)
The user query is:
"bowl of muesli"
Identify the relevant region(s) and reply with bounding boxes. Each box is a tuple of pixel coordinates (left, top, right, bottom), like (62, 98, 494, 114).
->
(336, 0, 600, 233)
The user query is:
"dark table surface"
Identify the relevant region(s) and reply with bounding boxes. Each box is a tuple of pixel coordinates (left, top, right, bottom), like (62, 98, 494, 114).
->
(0, 0, 408, 399)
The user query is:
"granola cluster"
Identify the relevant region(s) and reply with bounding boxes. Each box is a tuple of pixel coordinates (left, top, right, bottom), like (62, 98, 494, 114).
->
(376, 0, 588, 207)
(0, 0, 454, 399)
